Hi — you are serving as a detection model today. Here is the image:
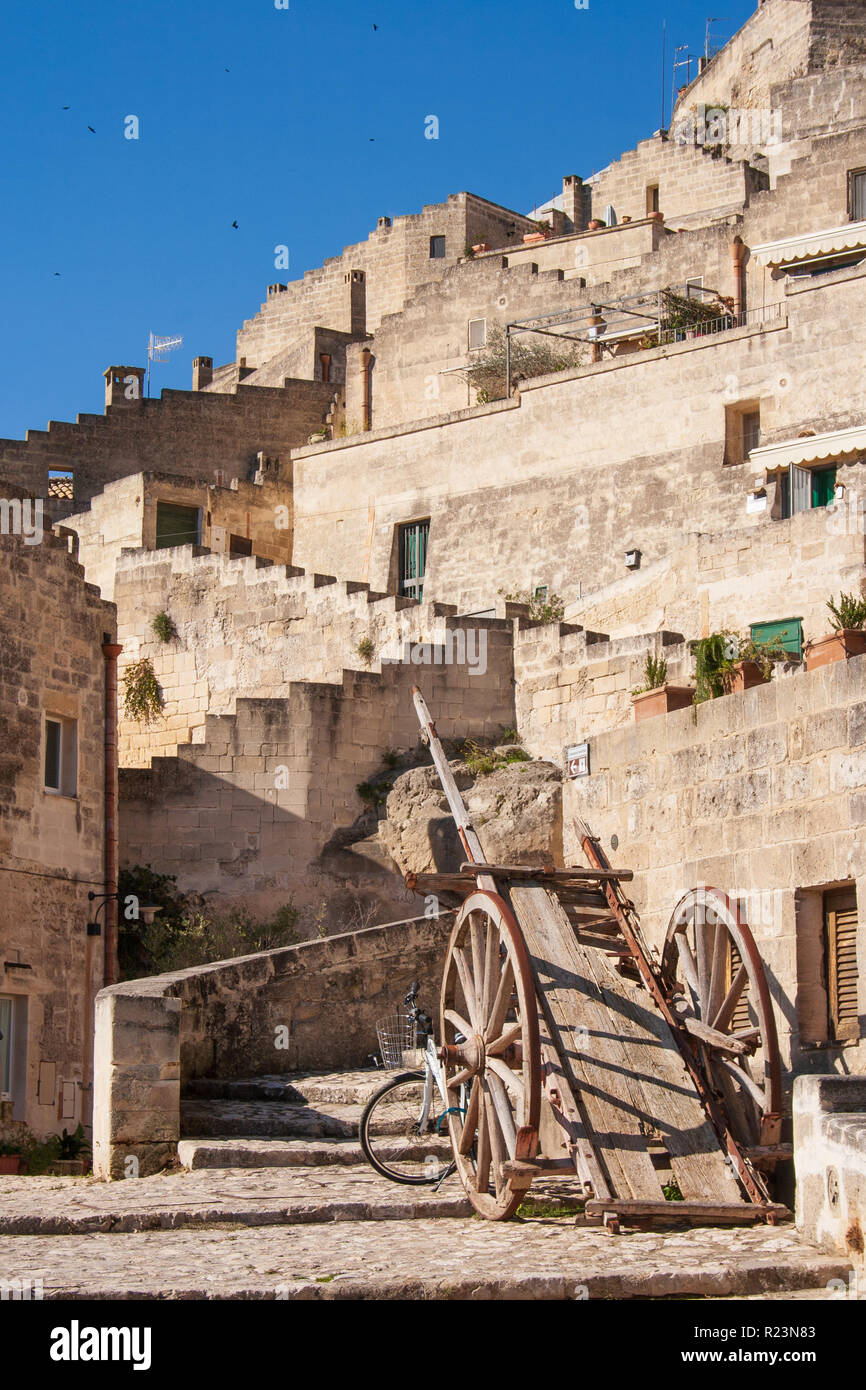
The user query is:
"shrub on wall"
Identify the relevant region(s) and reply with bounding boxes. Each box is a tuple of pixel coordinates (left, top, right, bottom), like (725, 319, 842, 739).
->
(122, 658, 164, 723)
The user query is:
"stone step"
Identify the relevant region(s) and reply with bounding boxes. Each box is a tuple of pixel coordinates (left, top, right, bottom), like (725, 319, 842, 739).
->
(179, 1099, 364, 1139)
(178, 1136, 451, 1171)
(183, 1069, 395, 1107)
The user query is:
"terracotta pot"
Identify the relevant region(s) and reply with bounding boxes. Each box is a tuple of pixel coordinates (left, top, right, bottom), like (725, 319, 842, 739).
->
(804, 629, 866, 671)
(621, 216, 632, 223)
(0, 1155, 22, 1175)
(471, 243, 489, 254)
(728, 659, 770, 693)
(522, 231, 549, 244)
(588, 219, 604, 231)
(649, 211, 665, 223)
(632, 684, 695, 722)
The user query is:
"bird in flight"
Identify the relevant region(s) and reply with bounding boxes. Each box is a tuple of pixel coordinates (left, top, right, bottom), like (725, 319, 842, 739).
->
(373, 24, 378, 29)
(62, 105, 70, 110)
(231, 220, 239, 229)
(54, 272, 60, 276)
(87, 125, 95, 133)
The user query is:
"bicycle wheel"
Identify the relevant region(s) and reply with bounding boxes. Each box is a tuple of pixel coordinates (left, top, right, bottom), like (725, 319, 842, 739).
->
(359, 1071, 454, 1185)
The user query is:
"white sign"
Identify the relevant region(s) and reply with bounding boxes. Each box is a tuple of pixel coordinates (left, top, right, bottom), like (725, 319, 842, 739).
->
(565, 743, 590, 778)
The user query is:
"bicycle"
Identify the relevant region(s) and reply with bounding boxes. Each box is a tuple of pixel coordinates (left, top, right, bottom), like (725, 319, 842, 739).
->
(359, 982, 466, 1186)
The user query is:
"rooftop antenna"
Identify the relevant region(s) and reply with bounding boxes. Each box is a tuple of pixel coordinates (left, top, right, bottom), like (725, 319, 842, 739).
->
(705, 17, 731, 62)
(146, 331, 184, 397)
(671, 44, 696, 125)
(661, 19, 667, 130)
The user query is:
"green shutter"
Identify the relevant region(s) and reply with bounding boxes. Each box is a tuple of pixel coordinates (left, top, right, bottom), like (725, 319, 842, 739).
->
(812, 467, 836, 509)
(750, 618, 803, 659)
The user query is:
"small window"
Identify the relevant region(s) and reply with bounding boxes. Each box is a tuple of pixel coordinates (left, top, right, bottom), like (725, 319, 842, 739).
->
(779, 464, 836, 518)
(646, 184, 660, 215)
(724, 403, 760, 465)
(429, 235, 446, 259)
(399, 520, 430, 601)
(849, 168, 866, 221)
(155, 502, 201, 549)
(0, 997, 12, 1100)
(228, 534, 252, 557)
(47, 469, 74, 501)
(825, 888, 859, 1043)
(468, 318, 487, 350)
(44, 715, 77, 797)
(319, 353, 331, 383)
(533, 585, 549, 603)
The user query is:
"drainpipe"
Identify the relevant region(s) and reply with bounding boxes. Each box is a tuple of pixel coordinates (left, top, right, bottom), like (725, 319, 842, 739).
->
(732, 236, 745, 321)
(360, 348, 372, 432)
(102, 640, 123, 987)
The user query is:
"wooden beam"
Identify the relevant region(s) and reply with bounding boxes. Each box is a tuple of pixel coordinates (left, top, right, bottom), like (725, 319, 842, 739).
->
(460, 861, 634, 883)
(584, 1199, 791, 1224)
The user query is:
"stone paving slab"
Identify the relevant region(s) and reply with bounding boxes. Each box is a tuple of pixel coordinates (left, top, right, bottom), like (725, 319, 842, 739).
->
(179, 1099, 364, 1139)
(0, 1219, 851, 1300)
(184, 1070, 397, 1106)
(0, 1167, 472, 1234)
(178, 1134, 452, 1170)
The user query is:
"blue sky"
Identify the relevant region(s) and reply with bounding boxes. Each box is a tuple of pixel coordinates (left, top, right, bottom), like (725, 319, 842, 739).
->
(0, 0, 754, 439)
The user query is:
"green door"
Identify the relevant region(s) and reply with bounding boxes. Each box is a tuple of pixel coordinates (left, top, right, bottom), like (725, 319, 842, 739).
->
(811, 467, 836, 509)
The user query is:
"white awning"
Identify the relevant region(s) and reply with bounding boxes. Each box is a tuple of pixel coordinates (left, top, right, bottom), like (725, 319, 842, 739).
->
(750, 425, 866, 472)
(751, 220, 866, 267)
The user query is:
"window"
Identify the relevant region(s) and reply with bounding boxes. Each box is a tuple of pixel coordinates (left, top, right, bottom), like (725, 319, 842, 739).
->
(155, 502, 201, 549)
(849, 168, 866, 221)
(47, 469, 74, 501)
(0, 997, 12, 1100)
(399, 520, 430, 601)
(825, 888, 859, 1043)
(44, 715, 77, 796)
(750, 618, 803, 661)
(724, 402, 761, 465)
(429, 235, 446, 259)
(468, 318, 487, 350)
(228, 534, 252, 557)
(319, 353, 331, 383)
(779, 464, 836, 518)
(646, 184, 660, 215)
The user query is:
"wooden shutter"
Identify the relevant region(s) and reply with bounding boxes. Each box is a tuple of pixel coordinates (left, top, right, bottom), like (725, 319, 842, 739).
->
(825, 890, 859, 1043)
(727, 942, 752, 1032)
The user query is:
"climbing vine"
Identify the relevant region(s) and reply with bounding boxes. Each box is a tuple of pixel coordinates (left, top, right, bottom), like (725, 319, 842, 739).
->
(122, 658, 164, 723)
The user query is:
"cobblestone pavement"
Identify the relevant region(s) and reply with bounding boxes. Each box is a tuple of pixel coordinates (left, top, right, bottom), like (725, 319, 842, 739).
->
(0, 1218, 850, 1300)
(0, 1166, 473, 1233)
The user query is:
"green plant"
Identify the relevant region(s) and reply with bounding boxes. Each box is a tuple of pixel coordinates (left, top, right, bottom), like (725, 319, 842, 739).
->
(502, 587, 566, 625)
(659, 287, 734, 338)
(827, 592, 866, 631)
(735, 633, 790, 677)
(122, 658, 164, 723)
(356, 636, 375, 664)
(692, 630, 737, 704)
(151, 611, 177, 644)
(356, 780, 389, 807)
(381, 748, 400, 769)
(58, 1124, 90, 1161)
(663, 1181, 684, 1202)
(0, 1141, 23, 1156)
(631, 652, 668, 696)
(19, 1133, 63, 1174)
(460, 738, 531, 777)
(499, 726, 521, 745)
(468, 325, 585, 404)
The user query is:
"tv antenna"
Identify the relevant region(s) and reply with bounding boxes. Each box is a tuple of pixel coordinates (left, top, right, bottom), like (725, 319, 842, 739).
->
(146, 331, 184, 397)
(705, 17, 731, 61)
(671, 45, 697, 123)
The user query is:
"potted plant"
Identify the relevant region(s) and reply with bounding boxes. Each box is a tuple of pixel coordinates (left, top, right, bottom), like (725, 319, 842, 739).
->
(46, 1123, 91, 1177)
(0, 1142, 23, 1175)
(727, 634, 790, 692)
(587, 218, 604, 231)
(805, 594, 866, 670)
(523, 221, 551, 244)
(471, 242, 490, 254)
(631, 653, 694, 721)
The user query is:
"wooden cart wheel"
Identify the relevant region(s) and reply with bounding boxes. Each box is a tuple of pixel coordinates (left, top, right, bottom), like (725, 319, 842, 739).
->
(440, 890, 542, 1219)
(661, 888, 782, 1150)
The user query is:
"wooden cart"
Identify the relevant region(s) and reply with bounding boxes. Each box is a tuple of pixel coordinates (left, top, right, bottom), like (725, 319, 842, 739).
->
(406, 688, 789, 1227)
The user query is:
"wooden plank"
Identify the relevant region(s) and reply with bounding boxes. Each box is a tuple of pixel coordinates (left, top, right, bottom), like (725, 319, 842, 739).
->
(585, 1199, 789, 1225)
(460, 861, 634, 883)
(510, 884, 664, 1202)
(510, 885, 744, 1206)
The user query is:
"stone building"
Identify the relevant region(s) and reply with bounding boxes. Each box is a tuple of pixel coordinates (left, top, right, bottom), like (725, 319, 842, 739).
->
(2, 0, 866, 1117)
(0, 481, 117, 1136)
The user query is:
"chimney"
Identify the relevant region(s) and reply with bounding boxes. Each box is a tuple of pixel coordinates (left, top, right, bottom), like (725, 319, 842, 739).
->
(103, 366, 145, 409)
(562, 175, 588, 234)
(192, 356, 213, 391)
(345, 269, 366, 336)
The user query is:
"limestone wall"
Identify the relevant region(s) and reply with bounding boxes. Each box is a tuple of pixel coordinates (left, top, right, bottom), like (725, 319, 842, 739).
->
(93, 915, 452, 1177)
(0, 481, 116, 1136)
(563, 652, 866, 1079)
(0, 380, 333, 520)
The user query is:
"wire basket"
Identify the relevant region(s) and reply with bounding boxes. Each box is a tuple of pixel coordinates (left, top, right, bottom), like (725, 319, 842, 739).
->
(375, 1011, 417, 1069)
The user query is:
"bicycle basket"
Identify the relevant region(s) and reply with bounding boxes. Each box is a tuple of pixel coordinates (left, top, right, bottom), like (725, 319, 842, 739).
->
(375, 1011, 417, 1068)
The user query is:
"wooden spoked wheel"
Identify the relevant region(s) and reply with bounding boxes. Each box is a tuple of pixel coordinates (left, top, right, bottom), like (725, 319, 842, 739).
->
(661, 888, 782, 1150)
(440, 891, 542, 1219)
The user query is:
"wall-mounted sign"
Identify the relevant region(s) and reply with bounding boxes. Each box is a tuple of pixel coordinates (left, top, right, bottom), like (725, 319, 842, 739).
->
(565, 742, 590, 778)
